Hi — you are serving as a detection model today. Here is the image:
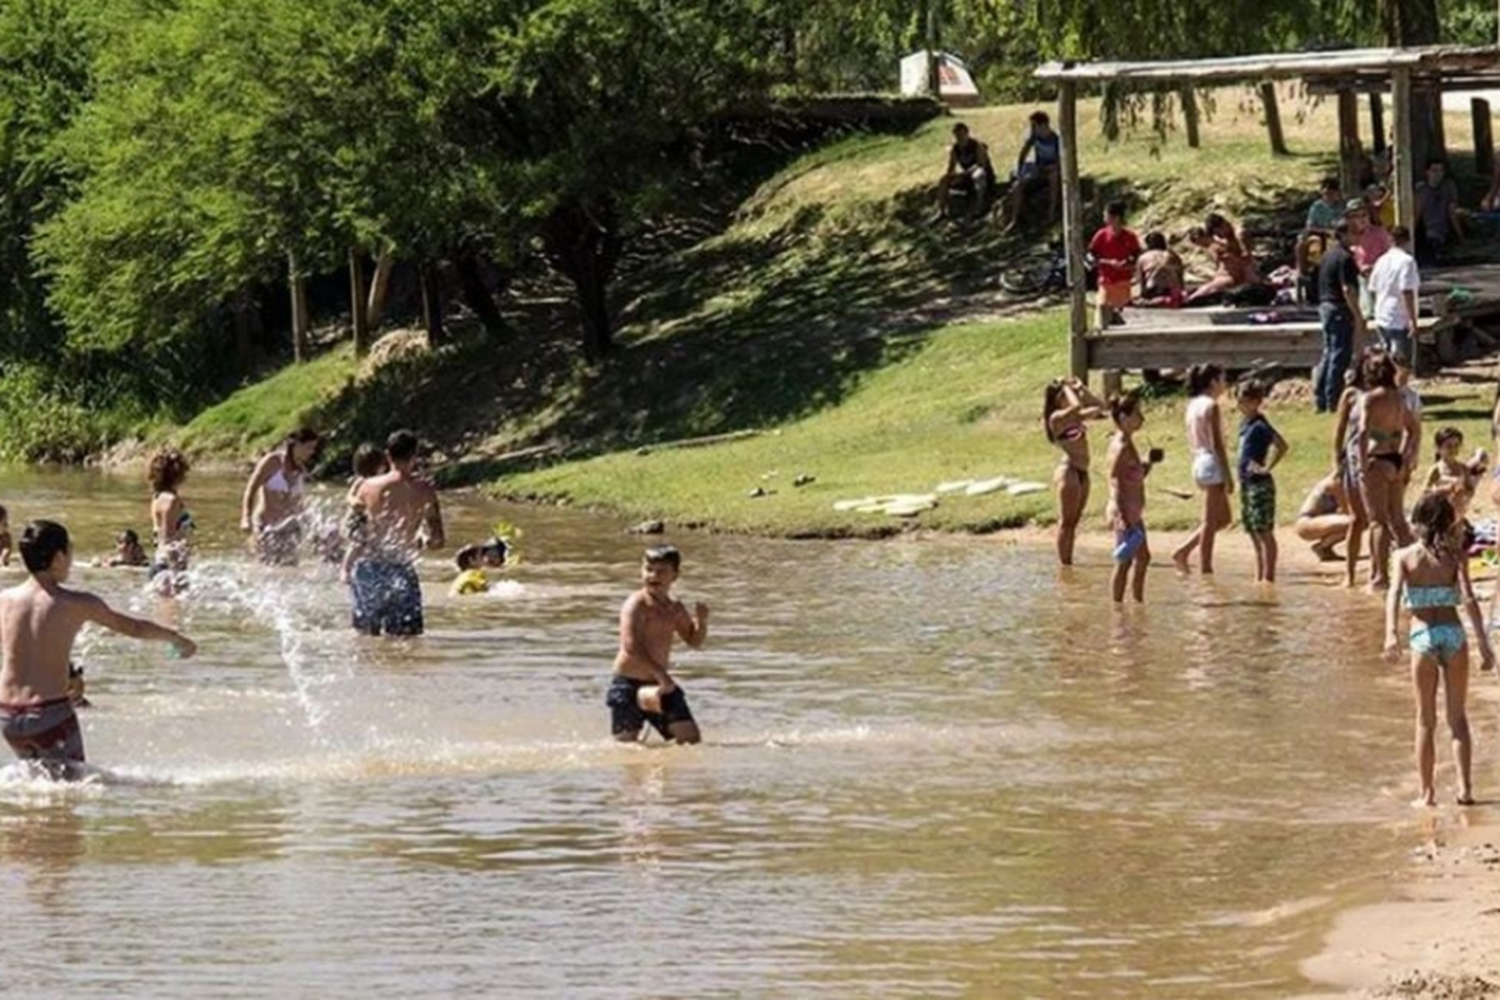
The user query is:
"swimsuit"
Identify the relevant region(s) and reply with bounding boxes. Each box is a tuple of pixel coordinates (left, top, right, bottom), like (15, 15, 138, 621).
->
(1191, 451, 1226, 487)
(0, 696, 84, 766)
(1055, 423, 1089, 480)
(1368, 426, 1403, 470)
(1241, 478, 1277, 534)
(606, 675, 696, 740)
(1406, 585, 1467, 664)
(351, 559, 424, 636)
(255, 519, 303, 566)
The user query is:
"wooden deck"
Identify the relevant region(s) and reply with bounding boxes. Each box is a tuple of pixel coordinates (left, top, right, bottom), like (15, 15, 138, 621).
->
(1086, 261, 1500, 373)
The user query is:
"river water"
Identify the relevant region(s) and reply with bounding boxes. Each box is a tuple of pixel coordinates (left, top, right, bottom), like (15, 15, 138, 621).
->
(0, 468, 1452, 997)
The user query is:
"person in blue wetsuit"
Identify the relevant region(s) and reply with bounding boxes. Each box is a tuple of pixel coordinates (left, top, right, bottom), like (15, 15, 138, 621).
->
(1386, 492, 1495, 808)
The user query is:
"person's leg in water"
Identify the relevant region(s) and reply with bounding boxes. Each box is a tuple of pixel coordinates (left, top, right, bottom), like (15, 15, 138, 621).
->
(1443, 648, 1475, 805)
(1130, 538, 1150, 602)
(1260, 529, 1279, 583)
(1412, 653, 1440, 807)
(1054, 465, 1087, 566)
(636, 685, 701, 745)
(1199, 484, 1230, 574)
(1364, 460, 1397, 589)
(1344, 469, 1369, 588)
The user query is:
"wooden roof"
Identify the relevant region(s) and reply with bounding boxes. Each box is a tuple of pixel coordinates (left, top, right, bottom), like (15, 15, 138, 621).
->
(1035, 45, 1500, 86)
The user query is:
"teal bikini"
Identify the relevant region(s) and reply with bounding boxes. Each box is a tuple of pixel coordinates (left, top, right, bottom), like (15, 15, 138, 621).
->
(1406, 585, 1466, 663)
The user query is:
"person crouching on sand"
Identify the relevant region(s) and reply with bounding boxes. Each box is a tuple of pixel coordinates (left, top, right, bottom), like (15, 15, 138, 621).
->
(1106, 391, 1156, 603)
(1386, 493, 1494, 808)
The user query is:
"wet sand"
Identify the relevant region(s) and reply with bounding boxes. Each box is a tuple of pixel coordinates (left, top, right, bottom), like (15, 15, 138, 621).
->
(1032, 521, 1500, 1000)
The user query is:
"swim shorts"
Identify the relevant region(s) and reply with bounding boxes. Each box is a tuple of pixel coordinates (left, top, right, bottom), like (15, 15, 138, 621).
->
(351, 559, 424, 636)
(1112, 524, 1147, 563)
(606, 675, 695, 740)
(0, 697, 84, 765)
(1191, 450, 1226, 488)
(1241, 477, 1277, 534)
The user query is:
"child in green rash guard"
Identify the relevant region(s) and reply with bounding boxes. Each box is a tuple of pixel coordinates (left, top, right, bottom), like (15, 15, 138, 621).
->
(1236, 379, 1289, 584)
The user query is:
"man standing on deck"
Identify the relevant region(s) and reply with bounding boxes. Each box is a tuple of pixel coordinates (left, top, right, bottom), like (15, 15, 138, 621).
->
(1314, 222, 1367, 414)
(347, 430, 445, 637)
(1368, 225, 1421, 365)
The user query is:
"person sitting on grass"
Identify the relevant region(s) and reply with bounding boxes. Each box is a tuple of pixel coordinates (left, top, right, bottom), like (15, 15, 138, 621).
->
(999, 110, 1061, 231)
(1133, 231, 1184, 308)
(937, 122, 995, 222)
(1184, 213, 1259, 305)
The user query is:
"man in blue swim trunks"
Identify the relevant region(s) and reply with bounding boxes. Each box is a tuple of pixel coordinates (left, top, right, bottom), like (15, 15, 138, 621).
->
(348, 429, 446, 637)
(0, 520, 196, 776)
(608, 546, 709, 745)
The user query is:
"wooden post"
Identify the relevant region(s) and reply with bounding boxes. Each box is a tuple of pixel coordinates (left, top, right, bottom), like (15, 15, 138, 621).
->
(420, 262, 445, 346)
(1180, 87, 1200, 148)
(1059, 80, 1088, 381)
(1473, 98, 1494, 184)
(1393, 68, 1415, 232)
(1337, 89, 1360, 194)
(349, 247, 371, 358)
(1370, 93, 1386, 153)
(288, 251, 309, 363)
(367, 249, 394, 329)
(1259, 82, 1288, 155)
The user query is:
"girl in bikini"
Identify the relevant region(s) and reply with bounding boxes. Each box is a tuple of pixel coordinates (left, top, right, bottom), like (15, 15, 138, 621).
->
(240, 428, 321, 565)
(1358, 352, 1419, 591)
(148, 448, 194, 595)
(1385, 492, 1495, 807)
(1106, 391, 1154, 602)
(1043, 377, 1107, 567)
(1172, 364, 1233, 574)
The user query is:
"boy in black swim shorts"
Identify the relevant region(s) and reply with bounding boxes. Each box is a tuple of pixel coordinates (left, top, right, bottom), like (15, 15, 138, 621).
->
(608, 546, 709, 745)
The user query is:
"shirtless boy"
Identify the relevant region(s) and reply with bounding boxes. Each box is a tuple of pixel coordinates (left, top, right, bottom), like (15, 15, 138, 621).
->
(607, 546, 709, 745)
(0, 520, 196, 773)
(347, 429, 445, 636)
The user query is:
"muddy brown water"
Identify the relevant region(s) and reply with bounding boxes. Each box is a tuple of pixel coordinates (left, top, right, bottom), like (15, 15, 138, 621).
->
(0, 468, 1452, 997)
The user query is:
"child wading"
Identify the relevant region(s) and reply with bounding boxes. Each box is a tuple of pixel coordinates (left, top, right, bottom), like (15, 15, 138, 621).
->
(1173, 364, 1234, 574)
(1235, 379, 1289, 583)
(607, 546, 709, 745)
(1385, 494, 1495, 807)
(0, 520, 196, 776)
(1106, 391, 1155, 602)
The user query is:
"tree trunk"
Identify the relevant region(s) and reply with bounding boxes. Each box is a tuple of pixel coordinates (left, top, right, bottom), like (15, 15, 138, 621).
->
(233, 292, 256, 371)
(1180, 88, 1200, 148)
(924, 0, 941, 97)
(541, 199, 623, 361)
(367, 249, 394, 329)
(420, 262, 445, 347)
(1259, 82, 1288, 156)
(288, 251, 310, 363)
(455, 255, 506, 338)
(349, 247, 371, 358)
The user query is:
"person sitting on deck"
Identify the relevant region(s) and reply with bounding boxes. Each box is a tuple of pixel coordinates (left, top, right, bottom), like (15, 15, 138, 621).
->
(1414, 159, 1463, 265)
(998, 111, 1062, 231)
(938, 122, 995, 222)
(1295, 177, 1343, 278)
(1133, 232, 1184, 308)
(1184, 213, 1262, 306)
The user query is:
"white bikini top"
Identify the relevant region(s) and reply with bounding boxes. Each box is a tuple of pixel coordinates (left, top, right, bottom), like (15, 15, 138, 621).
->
(265, 463, 304, 495)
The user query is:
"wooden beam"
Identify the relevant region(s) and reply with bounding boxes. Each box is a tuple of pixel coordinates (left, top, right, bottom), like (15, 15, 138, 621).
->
(1259, 82, 1288, 155)
(1474, 98, 1494, 182)
(1180, 87, 1201, 148)
(1393, 68, 1415, 231)
(1058, 80, 1088, 380)
(1337, 89, 1360, 193)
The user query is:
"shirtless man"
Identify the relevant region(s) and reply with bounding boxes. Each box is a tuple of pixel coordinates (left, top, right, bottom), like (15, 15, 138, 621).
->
(347, 429, 445, 637)
(0, 520, 196, 773)
(606, 546, 709, 745)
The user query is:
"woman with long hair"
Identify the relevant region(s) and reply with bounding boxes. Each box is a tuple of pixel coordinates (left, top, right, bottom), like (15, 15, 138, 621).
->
(1332, 351, 1371, 587)
(1385, 492, 1494, 807)
(1358, 352, 1418, 590)
(148, 448, 193, 592)
(1043, 377, 1106, 566)
(1172, 364, 1233, 574)
(240, 428, 321, 565)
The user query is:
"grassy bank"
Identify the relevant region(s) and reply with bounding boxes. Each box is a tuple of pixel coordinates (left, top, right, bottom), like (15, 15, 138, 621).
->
(166, 92, 1500, 535)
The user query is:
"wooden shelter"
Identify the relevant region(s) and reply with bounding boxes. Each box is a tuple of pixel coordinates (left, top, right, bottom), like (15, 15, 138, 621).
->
(1034, 45, 1500, 379)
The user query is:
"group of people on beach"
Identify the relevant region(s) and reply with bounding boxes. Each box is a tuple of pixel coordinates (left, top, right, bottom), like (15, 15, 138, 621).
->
(0, 428, 713, 777)
(1045, 349, 1500, 806)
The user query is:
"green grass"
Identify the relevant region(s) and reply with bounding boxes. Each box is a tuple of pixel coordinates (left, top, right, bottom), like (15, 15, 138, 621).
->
(172, 345, 357, 456)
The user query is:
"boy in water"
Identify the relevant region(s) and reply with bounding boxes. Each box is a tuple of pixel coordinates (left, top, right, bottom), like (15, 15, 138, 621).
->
(0, 520, 196, 774)
(1236, 379, 1289, 583)
(607, 546, 709, 745)
(450, 538, 508, 595)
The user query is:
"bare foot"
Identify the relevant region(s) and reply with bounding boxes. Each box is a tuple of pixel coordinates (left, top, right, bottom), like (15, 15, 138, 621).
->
(1172, 551, 1192, 575)
(1458, 792, 1476, 806)
(1413, 789, 1438, 808)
